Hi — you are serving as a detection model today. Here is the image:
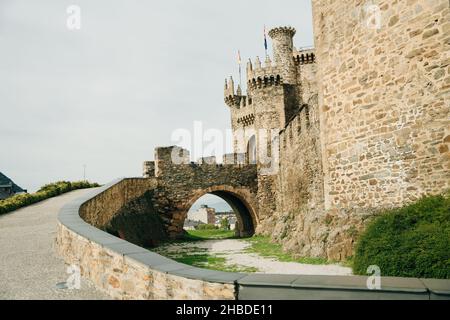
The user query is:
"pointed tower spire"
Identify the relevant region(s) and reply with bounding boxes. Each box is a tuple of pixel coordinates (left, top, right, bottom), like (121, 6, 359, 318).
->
(255, 56, 262, 69)
(265, 55, 272, 67)
(247, 59, 253, 78)
(228, 76, 235, 94)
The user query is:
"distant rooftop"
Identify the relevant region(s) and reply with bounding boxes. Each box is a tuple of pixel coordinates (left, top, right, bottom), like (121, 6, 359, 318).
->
(0, 172, 26, 194)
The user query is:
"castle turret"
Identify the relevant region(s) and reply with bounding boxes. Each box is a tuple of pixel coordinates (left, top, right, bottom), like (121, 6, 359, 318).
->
(268, 26, 296, 84)
(246, 59, 253, 78)
(224, 76, 235, 98)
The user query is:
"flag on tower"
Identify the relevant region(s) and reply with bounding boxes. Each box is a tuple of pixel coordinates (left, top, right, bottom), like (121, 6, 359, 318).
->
(264, 25, 268, 53)
(237, 50, 242, 86)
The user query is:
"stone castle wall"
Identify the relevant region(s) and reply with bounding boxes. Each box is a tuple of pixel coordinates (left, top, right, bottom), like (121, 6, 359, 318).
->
(56, 181, 236, 300)
(312, 0, 450, 210)
(57, 180, 448, 300)
(293, 0, 450, 259)
(258, 101, 329, 258)
(224, 1, 449, 261)
(225, 28, 322, 243)
(152, 146, 259, 238)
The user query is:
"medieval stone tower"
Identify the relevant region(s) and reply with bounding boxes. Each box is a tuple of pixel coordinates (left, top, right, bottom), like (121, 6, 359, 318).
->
(142, 0, 449, 262)
(224, 27, 317, 147)
(224, 26, 320, 229)
(223, 0, 449, 261)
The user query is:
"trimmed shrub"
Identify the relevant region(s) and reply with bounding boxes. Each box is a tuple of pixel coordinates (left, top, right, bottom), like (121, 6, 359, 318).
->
(353, 192, 450, 279)
(196, 224, 218, 230)
(0, 181, 100, 215)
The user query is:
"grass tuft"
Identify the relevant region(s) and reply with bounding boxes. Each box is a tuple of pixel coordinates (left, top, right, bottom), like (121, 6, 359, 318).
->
(245, 235, 330, 265)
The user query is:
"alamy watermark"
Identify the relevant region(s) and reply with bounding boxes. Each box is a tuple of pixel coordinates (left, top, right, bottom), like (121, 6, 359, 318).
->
(66, 5, 81, 30)
(56, 264, 81, 290)
(171, 121, 280, 175)
(366, 265, 381, 290)
(364, 4, 382, 30)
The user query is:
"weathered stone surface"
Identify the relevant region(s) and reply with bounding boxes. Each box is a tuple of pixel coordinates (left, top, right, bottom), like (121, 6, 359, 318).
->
(56, 223, 236, 300)
(80, 162, 257, 244)
(222, 1, 450, 261)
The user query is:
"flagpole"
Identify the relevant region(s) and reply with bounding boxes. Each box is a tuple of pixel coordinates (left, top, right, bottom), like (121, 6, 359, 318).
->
(238, 50, 242, 88)
(264, 25, 268, 58)
(239, 64, 242, 88)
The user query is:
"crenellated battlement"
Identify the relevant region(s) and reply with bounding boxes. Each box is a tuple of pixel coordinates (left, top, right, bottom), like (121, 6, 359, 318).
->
(293, 48, 316, 65)
(245, 48, 316, 90)
(279, 103, 314, 149)
(143, 147, 255, 178)
(225, 26, 319, 142)
(237, 113, 255, 127)
(225, 25, 301, 101)
(224, 77, 254, 109)
(246, 56, 284, 90)
(224, 76, 235, 98)
(268, 26, 296, 39)
(224, 94, 254, 109)
(143, 161, 155, 177)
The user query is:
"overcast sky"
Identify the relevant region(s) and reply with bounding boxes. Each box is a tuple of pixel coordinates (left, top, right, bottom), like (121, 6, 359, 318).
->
(0, 0, 313, 192)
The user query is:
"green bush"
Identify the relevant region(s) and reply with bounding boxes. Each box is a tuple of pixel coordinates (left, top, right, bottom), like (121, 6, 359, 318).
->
(196, 224, 218, 230)
(220, 218, 230, 230)
(353, 192, 450, 279)
(0, 181, 100, 215)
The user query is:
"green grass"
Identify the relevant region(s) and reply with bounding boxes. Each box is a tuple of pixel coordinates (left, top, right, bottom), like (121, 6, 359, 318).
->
(353, 192, 450, 279)
(171, 252, 258, 273)
(154, 229, 337, 273)
(245, 235, 330, 265)
(0, 181, 100, 215)
(185, 229, 236, 240)
(153, 228, 258, 272)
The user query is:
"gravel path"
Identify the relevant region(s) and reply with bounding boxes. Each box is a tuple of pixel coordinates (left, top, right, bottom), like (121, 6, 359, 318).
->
(0, 189, 109, 300)
(157, 239, 353, 275)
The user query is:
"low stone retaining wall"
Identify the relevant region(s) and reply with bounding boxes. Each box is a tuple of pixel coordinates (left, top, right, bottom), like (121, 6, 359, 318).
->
(56, 179, 450, 300)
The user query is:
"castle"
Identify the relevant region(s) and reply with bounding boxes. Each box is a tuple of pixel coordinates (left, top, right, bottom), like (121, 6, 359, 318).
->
(222, 0, 450, 260)
(52, 0, 450, 301)
(223, 26, 326, 256)
(137, 0, 449, 261)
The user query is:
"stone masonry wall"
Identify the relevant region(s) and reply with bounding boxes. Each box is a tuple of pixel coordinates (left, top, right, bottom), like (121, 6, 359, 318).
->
(260, 100, 329, 258)
(307, 0, 450, 260)
(57, 220, 235, 300)
(251, 83, 291, 227)
(297, 61, 318, 107)
(79, 178, 167, 248)
(80, 178, 157, 228)
(153, 147, 258, 238)
(225, 28, 319, 236)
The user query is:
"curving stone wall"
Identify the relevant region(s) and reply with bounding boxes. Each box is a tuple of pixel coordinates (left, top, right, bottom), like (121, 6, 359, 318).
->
(56, 179, 238, 300)
(78, 178, 167, 247)
(56, 178, 450, 300)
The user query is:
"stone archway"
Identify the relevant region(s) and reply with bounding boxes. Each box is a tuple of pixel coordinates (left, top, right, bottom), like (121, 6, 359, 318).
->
(181, 185, 258, 237)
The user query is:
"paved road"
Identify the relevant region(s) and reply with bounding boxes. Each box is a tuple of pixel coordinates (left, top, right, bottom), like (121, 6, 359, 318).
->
(0, 189, 109, 300)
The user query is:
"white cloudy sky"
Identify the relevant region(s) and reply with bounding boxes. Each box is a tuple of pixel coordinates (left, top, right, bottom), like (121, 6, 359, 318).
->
(0, 0, 313, 192)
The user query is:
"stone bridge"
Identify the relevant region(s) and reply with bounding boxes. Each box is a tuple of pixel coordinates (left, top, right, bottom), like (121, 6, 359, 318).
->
(148, 146, 258, 238)
(82, 146, 258, 247)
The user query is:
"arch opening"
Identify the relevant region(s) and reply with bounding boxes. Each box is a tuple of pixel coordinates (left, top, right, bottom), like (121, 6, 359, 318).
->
(183, 190, 256, 238)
